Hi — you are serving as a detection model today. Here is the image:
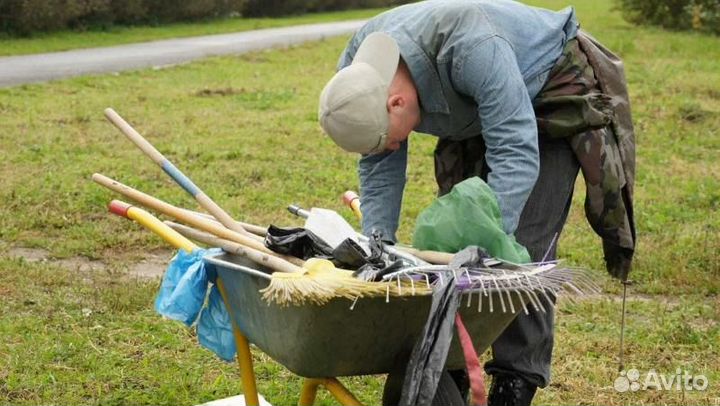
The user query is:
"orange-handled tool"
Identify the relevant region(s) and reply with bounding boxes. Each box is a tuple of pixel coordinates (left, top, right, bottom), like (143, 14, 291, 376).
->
(109, 200, 196, 253)
(341, 190, 362, 221)
(107, 198, 302, 274)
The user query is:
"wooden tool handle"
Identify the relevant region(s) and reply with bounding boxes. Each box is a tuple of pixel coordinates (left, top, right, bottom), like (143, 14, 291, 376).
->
(396, 246, 454, 265)
(104, 108, 248, 236)
(92, 173, 304, 267)
(104, 108, 165, 163)
(166, 222, 302, 274)
(182, 208, 268, 237)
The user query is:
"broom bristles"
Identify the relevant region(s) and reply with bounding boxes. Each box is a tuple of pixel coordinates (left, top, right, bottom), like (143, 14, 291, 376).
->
(260, 264, 432, 307)
(260, 272, 337, 306)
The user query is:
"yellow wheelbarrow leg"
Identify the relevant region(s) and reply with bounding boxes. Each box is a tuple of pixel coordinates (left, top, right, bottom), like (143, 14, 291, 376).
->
(324, 378, 363, 406)
(216, 279, 260, 406)
(299, 378, 363, 406)
(298, 379, 321, 406)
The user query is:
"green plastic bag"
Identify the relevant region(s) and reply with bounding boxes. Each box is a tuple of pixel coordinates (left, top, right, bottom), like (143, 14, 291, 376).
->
(413, 177, 531, 263)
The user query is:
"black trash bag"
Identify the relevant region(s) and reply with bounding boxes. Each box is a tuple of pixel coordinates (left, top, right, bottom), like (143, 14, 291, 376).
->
(399, 272, 462, 406)
(368, 229, 390, 258)
(354, 259, 405, 282)
(449, 246, 493, 291)
(264, 225, 334, 260)
(265, 226, 388, 269)
(332, 238, 376, 269)
(353, 231, 404, 280)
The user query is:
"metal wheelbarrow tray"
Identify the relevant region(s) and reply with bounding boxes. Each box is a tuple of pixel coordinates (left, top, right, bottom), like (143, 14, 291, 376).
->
(205, 252, 527, 378)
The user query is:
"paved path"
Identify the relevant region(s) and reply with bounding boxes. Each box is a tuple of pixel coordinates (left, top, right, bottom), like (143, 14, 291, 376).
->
(0, 20, 366, 88)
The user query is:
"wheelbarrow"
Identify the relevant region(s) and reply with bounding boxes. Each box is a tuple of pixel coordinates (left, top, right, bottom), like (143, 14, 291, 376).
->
(94, 110, 580, 405)
(95, 182, 533, 405)
(205, 251, 529, 406)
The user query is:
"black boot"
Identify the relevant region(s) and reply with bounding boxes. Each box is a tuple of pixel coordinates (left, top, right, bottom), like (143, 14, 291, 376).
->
(487, 373, 537, 406)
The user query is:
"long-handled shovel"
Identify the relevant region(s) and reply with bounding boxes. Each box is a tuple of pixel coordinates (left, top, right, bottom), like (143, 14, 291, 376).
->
(104, 108, 251, 237)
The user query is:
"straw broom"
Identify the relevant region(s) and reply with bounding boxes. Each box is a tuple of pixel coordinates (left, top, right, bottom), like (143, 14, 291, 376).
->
(95, 109, 431, 304)
(165, 221, 429, 305)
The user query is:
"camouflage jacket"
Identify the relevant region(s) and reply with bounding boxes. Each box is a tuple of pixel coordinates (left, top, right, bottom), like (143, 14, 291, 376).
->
(534, 30, 636, 280)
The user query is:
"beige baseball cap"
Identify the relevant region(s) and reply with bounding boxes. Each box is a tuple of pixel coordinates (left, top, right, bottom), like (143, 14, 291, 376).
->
(318, 32, 400, 154)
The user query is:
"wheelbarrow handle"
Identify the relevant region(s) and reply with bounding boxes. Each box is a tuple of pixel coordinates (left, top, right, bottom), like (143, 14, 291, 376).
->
(108, 200, 264, 406)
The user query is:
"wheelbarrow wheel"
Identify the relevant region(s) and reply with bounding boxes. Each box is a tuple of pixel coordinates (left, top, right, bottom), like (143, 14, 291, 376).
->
(382, 370, 466, 406)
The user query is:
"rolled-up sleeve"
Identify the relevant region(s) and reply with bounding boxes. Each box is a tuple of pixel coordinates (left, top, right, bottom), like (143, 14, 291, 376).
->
(453, 36, 540, 235)
(357, 140, 408, 242)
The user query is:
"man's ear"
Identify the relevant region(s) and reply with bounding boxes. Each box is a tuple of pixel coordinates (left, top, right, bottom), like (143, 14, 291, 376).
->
(387, 94, 405, 113)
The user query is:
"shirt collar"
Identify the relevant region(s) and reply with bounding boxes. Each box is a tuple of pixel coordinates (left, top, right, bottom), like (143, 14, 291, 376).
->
(393, 32, 450, 115)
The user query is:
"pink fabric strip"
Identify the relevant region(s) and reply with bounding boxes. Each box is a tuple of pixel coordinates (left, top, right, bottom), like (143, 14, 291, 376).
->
(455, 313, 487, 406)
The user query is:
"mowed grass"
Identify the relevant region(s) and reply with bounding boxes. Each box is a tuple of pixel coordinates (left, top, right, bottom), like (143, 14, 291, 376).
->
(1, 0, 719, 405)
(0, 8, 385, 57)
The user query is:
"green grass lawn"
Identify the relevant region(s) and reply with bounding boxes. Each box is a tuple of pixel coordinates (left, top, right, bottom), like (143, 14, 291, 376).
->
(0, 8, 384, 57)
(1, 0, 719, 405)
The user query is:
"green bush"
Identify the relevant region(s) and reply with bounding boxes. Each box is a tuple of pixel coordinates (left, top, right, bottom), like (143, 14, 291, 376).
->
(109, 0, 149, 25)
(241, 0, 310, 17)
(241, 0, 412, 17)
(0, 0, 247, 36)
(0, 0, 81, 35)
(615, 0, 720, 34)
(0, 0, 412, 36)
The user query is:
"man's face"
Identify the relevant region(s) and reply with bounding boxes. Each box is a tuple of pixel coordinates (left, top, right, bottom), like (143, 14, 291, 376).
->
(384, 116, 412, 151)
(380, 61, 420, 153)
(384, 94, 420, 151)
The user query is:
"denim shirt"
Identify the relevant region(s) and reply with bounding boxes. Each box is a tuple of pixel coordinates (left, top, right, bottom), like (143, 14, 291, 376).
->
(337, 0, 578, 241)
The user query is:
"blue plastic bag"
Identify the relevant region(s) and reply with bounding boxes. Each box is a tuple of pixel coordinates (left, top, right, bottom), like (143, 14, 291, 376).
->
(155, 249, 209, 326)
(198, 284, 237, 361)
(155, 248, 236, 361)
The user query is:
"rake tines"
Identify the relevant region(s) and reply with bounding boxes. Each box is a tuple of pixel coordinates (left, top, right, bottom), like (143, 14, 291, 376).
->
(381, 262, 599, 314)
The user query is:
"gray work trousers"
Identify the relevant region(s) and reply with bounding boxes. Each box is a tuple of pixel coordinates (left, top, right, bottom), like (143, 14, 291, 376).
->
(483, 135, 580, 387)
(434, 133, 580, 389)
